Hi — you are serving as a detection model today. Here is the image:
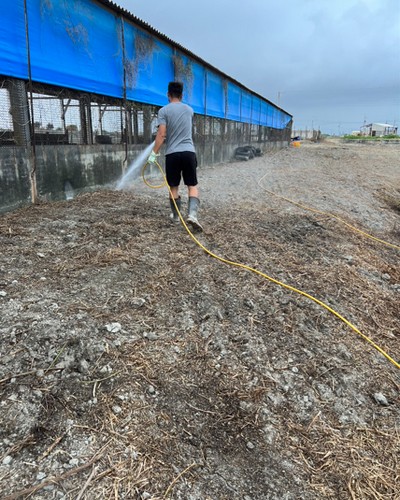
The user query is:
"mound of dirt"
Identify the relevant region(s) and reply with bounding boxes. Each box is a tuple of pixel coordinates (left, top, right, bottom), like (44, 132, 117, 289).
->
(0, 140, 399, 499)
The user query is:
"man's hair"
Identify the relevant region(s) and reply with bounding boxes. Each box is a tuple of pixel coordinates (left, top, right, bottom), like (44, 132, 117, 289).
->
(168, 81, 183, 98)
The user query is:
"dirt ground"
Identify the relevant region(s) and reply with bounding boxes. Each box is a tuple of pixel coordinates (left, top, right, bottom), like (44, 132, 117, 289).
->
(0, 139, 399, 499)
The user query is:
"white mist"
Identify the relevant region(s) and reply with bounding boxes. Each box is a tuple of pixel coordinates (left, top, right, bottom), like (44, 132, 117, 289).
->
(116, 141, 155, 190)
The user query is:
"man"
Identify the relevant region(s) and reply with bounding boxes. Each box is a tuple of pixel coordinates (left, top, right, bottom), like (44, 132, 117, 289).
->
(147, 81, 202, 231)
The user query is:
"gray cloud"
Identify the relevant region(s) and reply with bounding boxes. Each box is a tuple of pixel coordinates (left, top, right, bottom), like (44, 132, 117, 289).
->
(117, 0, 400, 133)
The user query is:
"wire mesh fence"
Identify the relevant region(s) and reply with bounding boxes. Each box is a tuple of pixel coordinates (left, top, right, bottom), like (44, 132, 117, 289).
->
(0, 78, 30, 146)
(29, 83, 161, 146)
(0, 77, 291, 149)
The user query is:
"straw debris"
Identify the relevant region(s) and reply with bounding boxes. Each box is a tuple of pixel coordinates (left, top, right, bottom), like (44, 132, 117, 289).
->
(0, 139, 399, 498)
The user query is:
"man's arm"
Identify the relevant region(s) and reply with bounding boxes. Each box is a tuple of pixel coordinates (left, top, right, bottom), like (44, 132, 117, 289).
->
(153, 124, 166, 153)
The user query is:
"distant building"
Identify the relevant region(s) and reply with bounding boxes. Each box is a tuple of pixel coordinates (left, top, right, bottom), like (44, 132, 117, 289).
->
(360, 123, 397, 137)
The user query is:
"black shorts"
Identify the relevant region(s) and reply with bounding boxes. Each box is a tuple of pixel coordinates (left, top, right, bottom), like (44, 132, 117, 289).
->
(165, 151, 198, 187)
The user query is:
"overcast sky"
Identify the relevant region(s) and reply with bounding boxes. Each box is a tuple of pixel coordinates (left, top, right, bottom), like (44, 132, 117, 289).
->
(115, 0, 400, 135)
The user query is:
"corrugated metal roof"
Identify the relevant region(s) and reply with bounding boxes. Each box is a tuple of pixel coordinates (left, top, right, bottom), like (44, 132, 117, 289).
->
(95, 0, 292, 117)
(363, 123, 396, 128)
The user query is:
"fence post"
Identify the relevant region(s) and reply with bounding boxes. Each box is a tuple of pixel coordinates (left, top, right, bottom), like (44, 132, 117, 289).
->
(9, 79, 30, 146)
(143, 106, 152, 143)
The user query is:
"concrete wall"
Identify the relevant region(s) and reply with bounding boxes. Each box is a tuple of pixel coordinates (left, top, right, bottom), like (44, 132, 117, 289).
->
(0, 147, 32, 212)
(0, 138, 289, 213)
(0, 144, 144, 212)
(35, 144, 125, 200)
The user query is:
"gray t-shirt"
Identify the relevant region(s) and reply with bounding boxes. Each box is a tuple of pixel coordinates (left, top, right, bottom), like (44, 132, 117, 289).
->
(157, 102, 195, 155)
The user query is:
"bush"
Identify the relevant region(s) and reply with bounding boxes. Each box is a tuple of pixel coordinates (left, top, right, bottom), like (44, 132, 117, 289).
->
(343, 134, 400, 141)
(382, 134, 400, 139)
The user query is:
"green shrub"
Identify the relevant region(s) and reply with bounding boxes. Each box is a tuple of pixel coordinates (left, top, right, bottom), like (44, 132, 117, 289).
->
(343, 134, 400, 141)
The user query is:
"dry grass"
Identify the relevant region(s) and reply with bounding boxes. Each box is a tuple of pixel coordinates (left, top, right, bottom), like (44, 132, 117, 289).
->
(1, 143, 400, 498)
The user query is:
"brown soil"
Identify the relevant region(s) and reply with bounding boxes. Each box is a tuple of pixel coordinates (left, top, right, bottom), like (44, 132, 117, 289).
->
(0, 139, 399, 499)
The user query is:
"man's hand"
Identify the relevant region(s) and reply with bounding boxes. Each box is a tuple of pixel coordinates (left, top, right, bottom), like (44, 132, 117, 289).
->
(147, 150, 159, 164)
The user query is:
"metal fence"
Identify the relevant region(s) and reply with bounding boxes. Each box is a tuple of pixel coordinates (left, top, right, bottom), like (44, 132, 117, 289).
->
(1, 77, 291, 149)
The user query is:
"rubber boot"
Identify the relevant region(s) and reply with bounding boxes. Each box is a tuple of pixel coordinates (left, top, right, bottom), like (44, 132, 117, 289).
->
(187, 196, 203, 232)
(169, 196, 181, 222)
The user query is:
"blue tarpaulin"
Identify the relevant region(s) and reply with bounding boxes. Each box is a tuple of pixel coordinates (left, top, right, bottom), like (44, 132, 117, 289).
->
(124, 21, 174, 106)
(241, 91, 252, 123)
(187, 61, 206, 115)
(205, 70, 225, 119)
(1, 0, 28, 80)
(226, 82, 241, 122)
(0, 0, 292, 129)
(28, 0, 124, 97)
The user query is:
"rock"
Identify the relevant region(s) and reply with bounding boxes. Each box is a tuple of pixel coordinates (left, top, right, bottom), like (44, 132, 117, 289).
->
(100, 364, 112, 374)
(0, 290, 7, 297)
(55, 354, 75, 370)
(143, 331, 158, 341)
(2, 455, 13, 465)
(246, 441, 255, 450)
(263, 424, 277, 445)
(337, 343, 353, 360)
(132, 297, 146, 308)
(216, 309, 224, 320)
(112, 405, 122, 414)
(105, 322, 122, 333)
(373, 393, 389, 406)
(79, 359, 90, 373)
(244, 298, 255, 309)
(240, 401, 251, 411)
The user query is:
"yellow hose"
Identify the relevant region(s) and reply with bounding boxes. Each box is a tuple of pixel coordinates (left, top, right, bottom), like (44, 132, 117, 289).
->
(142, 161, 400, 370)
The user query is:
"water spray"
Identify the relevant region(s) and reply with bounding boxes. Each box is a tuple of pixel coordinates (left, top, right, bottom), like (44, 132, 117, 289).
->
(116, 141, 155, 190)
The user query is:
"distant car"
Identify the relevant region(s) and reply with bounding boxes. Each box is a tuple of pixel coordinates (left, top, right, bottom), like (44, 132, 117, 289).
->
(234, 145, 262, 161)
